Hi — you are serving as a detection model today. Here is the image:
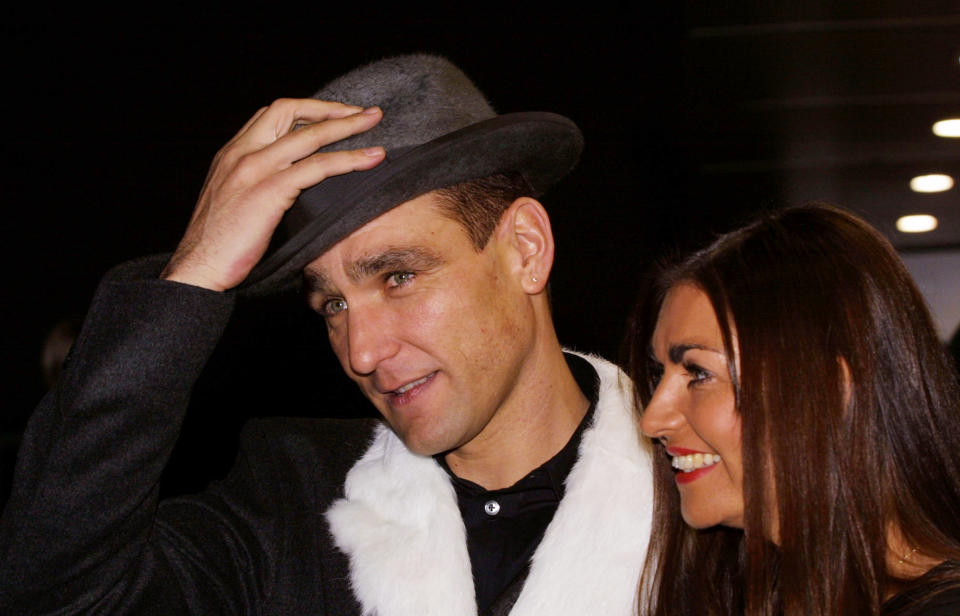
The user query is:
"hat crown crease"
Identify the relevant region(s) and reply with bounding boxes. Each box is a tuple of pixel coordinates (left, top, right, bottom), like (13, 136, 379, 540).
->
(314, 54, 496, 153)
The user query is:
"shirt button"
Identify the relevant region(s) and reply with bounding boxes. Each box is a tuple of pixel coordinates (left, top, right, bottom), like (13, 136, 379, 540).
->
(483, 500, 501, 516)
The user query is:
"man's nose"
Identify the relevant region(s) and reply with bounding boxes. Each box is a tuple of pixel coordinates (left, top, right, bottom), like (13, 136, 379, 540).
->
(345, 302, 400, 377)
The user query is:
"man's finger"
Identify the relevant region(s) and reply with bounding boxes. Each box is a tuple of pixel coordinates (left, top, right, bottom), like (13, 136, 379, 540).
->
(249, 107, 384, 174)
(260, 146, 387, 199)
(240, 98, 367, 145)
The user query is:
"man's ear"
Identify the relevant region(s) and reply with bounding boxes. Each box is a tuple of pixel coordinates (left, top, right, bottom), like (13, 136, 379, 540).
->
(496, 197, 554, 294)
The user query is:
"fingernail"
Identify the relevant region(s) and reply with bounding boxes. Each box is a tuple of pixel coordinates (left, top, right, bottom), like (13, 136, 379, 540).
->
(364, 147, 384, 157)
(362, 106, 381, 115)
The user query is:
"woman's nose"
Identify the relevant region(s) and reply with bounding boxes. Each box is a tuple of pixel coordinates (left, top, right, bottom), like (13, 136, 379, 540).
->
(640, 382, 684, 441)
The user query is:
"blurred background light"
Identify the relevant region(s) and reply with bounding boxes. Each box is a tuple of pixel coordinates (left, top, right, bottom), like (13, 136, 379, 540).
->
(932, 119, 960, 137)
(910, 174, 955, 193)
(897, 214, 939, 233)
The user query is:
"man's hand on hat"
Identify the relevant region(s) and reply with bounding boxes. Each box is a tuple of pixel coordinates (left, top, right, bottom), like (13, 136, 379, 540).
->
(161, 99, 385, 292)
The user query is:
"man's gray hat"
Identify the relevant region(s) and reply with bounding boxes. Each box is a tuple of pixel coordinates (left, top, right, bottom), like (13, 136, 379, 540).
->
(242, 54, 584, 294)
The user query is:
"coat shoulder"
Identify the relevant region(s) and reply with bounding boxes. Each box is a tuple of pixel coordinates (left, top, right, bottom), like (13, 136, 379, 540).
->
(239, 416, 382, 485)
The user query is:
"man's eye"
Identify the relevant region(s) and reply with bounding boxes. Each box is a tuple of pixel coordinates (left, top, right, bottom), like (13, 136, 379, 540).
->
(322, 298, 348, 316)
(386, 272, 415, 288)
(684, 363, 712, 387)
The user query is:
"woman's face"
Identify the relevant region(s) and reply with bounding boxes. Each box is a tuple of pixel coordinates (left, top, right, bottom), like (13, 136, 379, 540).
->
(641, 283, 744, 529)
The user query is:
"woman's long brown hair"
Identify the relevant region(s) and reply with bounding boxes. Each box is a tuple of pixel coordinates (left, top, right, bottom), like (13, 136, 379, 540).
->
(628, 203, 960, 615)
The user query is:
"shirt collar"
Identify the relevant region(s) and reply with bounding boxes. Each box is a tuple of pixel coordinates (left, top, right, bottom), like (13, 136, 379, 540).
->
(436, 352, 600, 498)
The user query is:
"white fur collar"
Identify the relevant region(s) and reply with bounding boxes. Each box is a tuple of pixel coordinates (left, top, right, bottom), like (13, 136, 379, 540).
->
(325, 352, 654, 616)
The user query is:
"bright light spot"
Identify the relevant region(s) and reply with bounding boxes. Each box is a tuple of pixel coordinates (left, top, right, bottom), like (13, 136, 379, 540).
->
(910, 174, 954, 193)
(897, 214, 939, 233)
(932, 119, 960, 137)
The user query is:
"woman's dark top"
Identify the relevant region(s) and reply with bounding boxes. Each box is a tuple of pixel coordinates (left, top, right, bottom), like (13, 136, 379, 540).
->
(881, 561, 960, 616)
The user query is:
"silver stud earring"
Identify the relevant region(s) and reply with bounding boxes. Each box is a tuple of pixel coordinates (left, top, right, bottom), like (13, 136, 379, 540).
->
(532, 276, 539, 283)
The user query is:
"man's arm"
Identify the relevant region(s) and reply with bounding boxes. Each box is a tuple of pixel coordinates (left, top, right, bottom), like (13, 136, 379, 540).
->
(0, 259, 236, 613)
(0, 99, 384, 613)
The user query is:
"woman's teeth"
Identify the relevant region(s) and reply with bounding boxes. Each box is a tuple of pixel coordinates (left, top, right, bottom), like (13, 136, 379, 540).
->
(672, 453, 721, 472)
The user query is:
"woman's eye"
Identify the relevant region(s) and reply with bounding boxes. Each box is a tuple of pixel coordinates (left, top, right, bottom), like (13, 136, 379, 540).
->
(322, 298, 348, 316)
(649, 362, 664, 390)
(386, 272, 415, 287)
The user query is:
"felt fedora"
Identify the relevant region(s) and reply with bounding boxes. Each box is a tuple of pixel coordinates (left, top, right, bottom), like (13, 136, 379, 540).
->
(242, 54, 584, 294)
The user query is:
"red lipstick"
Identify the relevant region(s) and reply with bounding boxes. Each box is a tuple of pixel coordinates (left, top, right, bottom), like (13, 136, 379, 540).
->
(666, 446, 721, 485)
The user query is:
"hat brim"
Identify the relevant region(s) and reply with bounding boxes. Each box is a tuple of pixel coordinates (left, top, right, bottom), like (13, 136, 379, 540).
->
(240, 111, 583, 296)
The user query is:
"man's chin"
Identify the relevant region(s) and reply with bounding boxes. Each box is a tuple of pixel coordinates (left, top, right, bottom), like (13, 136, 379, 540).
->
(383, 422, 449, 457)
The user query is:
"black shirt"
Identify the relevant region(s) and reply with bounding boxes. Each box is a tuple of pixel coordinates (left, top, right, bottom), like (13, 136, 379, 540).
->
(436, 353, 600, 613)
(881, 560, 960, 616)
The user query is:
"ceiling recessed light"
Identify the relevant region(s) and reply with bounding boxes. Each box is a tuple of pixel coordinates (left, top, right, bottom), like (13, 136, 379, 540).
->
(909, 174, 954, 193)
(896, 214, 939, 233)
(932, 119, 960, 137)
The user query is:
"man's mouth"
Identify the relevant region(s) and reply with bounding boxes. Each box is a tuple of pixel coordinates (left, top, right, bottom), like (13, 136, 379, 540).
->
(393, 373, 434, 395)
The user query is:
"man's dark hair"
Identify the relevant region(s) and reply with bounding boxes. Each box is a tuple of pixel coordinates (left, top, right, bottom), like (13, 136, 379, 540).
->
(434, 172, 534, 250)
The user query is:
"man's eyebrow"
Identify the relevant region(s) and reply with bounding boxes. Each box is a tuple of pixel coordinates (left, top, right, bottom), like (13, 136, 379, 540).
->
(302, 247, 446, 294)
(302, 269, 331, 294)
(668, 343, 723, 364)
(345, 247, 444, 283)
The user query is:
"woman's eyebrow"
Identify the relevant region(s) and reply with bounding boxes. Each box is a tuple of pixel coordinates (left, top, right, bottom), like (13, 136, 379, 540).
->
(668, 343, 722, 364)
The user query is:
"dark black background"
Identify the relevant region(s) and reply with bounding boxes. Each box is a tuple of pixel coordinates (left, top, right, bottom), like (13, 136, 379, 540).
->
(0, 6, 897, 499)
